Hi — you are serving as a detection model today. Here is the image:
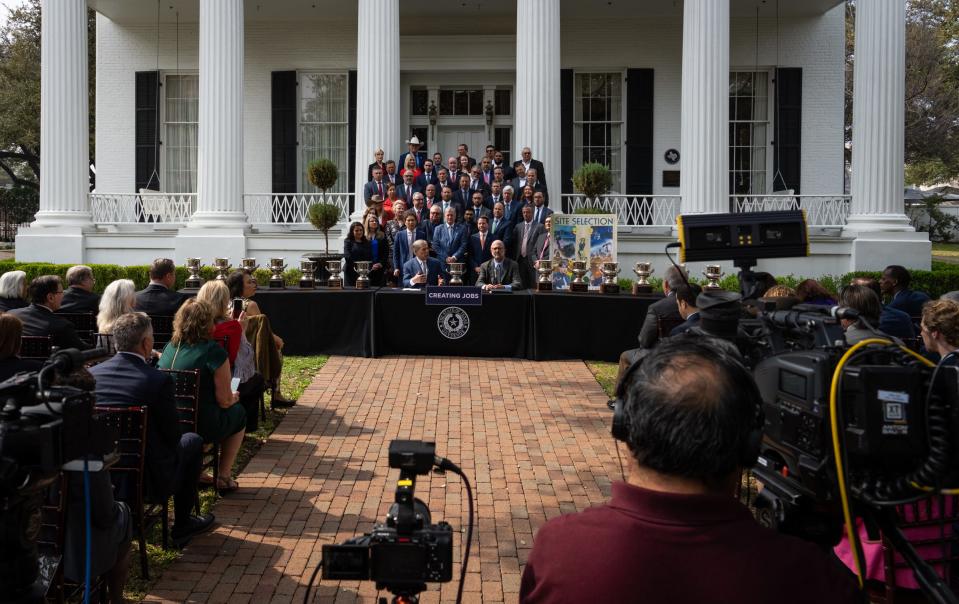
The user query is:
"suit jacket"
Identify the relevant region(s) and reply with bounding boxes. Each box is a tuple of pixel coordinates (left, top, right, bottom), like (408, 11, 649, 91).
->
(532, 230, 552, 262)
(530, 205, 553, 225)
(513, 158, 546, 182)
(90, 352, 182, 498)
(368, 161, 387, 182)
(402, 256, 447, 287)
(670, 312, 701, 337)
(638, 293, 682, 348)
(436, 178, 456, 193)
(0, 296, 27, 313)
(502, 200, 525, 228)
(879, 305, 917, 340)
(135, 283, 187, 317)
(416, 172, 438, 190)
(397, 183, 421, 205)
(432, 222, 468, 268)
(468, 205, 492, 222)
(510, 177, 528, 193)
(468, 178, 490, 195)
(455, 188, 475, 210)
(511, 221, 546, 260)
(438, 200, 465, 223)
(448, 170, 464, 188)
(59, 286, 101, 314)
(384, 172, 400, 187)
(468, 231, 495, 274)
(476, 258, 524, 290)
(9, 304, 89, 350)
(493, 162, 515, 181)
(364, 179, 389, 204)
(526, 180, 550, 206)
(888, 289, 931, 317)
(410, 205, 428, 223)
(393, 227, 427, 273)
(488, 215, 512, 247)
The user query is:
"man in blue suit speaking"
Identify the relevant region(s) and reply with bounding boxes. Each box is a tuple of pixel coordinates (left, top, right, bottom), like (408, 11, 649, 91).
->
(403, 240, 448, 287)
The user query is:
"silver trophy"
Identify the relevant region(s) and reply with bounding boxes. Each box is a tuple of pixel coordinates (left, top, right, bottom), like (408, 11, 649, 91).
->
(536, 259, 553, 292)
(326, 259, 343, 289)
(269, 257, 286, 289)
(184, 257, 203, 289)
(600, 262, 621, 294)
(354, 261, 371, 289)
(569, 260, 589, 293)
(448, 262, 465, 285)
(299, 259, 316, 289)
(632, 262, 654, 295)
(240, 257, 259, 273)
(213, 258, 231, 281)
(703, 265, 725, 290)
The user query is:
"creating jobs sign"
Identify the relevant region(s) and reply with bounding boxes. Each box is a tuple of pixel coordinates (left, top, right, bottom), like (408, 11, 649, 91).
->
(551, 214, 618, 289)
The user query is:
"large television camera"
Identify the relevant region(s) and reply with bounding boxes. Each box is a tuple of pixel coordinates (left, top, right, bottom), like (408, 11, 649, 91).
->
(0, 348, 114, 603)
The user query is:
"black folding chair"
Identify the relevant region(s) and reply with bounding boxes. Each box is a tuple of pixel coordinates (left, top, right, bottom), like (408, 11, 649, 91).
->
(58, 312, 96, 346)
(20, 335, 52, 360)
(160, 368, 219, 509)
(148, 315, 175, 350)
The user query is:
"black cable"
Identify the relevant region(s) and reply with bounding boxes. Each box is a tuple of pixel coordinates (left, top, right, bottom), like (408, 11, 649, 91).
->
(446, 465, 474, 604)
(615, 441, 625, 482)
(302, 557, 323, 604)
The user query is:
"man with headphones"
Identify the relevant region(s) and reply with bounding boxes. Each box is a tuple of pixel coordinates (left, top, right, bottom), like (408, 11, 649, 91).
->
(520, 337, 859, 603)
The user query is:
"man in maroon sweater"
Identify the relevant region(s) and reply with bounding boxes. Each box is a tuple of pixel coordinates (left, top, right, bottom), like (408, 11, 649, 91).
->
(520, 337, 861, 604)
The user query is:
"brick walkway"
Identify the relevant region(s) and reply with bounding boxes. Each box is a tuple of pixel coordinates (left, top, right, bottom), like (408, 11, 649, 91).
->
(144, 356, 619, 603)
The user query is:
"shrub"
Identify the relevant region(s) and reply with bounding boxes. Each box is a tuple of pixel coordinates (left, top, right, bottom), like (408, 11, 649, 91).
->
(307, 159, 338, 194)
(307, 202, 341, 255)
(571, 162, 613, 200)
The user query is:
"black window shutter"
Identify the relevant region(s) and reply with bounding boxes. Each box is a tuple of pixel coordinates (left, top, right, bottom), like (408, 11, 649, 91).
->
(348, 70, 357, 193)
(774, 68, 802, 194)
(625, 68, 654, 194)
(560, 69, 574, 200)
(135, 71, 160, 192)
(271, 71, 298, 193)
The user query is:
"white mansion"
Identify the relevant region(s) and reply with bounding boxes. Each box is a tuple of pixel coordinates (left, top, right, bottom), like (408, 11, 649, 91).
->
(16, 0, 928, 277)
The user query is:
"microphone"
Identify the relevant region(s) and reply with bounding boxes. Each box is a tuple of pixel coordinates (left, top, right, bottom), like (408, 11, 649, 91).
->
(48, 347, 109, 374)
(434, 455, 462, 474)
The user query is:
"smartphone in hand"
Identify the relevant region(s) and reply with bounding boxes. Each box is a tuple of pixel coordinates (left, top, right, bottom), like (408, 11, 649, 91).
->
(232, 298, 243, 319)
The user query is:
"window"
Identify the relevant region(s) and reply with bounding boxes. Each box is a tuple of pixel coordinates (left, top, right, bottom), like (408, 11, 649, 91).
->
(573, 73, 623, 192)
(410, 89, 429, 116)
(439, 89, 484, 116)
(163, 74, 198, 193)
(494, 128, 511, 165)
(494, 89, 511, 116)
(299, 72, 348, 193)
(729, 71, 769, 195)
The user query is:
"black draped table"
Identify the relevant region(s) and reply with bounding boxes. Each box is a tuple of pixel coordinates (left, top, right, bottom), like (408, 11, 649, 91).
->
(372, 289, 532, 358)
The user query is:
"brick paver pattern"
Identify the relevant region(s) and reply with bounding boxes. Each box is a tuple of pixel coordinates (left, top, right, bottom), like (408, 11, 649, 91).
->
(144, 356, 619, 603)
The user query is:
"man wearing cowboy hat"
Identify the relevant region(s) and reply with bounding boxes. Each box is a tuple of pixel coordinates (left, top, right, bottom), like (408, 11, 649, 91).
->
(399, 135, 425, 173)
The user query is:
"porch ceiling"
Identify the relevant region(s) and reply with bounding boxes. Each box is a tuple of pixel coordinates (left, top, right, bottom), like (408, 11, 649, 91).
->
(90, 0, 844, 25)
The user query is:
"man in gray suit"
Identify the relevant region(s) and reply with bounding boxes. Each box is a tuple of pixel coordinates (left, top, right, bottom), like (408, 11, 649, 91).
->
(511, 205, 545, 289)
(476, 240, 523, 292)
(364, 167, 388, 206)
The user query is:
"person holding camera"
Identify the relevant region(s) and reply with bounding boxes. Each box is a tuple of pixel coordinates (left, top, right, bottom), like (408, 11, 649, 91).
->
(520, 337, 858, 603)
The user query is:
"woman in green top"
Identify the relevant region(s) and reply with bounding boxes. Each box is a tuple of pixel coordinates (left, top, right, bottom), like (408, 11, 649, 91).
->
(158, 298, 245, 492)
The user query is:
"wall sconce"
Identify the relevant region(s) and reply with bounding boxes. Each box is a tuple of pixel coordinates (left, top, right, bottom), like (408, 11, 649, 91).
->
(428, 100, 438, 139)
(485, 100, 494, 138)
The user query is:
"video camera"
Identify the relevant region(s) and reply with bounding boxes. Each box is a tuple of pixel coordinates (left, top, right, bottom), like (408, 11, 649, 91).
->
(0, 347, 115, 603)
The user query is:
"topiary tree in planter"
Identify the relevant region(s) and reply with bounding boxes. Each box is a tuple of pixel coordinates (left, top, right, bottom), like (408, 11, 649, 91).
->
(307, 158, 339, 198)
(571, 162, 613, 203)
(308, 202, 341, 255)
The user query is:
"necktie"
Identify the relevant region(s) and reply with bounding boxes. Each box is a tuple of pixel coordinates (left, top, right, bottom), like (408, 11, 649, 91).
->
(522, 223, 530, 257)
(408, 231, 415, 259)
(493, 218, 499, 233)
(495, 263, 502, 284)
(420, 260, 427, 281)
(540, 235, 550, 259)
(378, 182, 383, 198)
(535, 208, 540, 223)
(480, 233, 485, 249)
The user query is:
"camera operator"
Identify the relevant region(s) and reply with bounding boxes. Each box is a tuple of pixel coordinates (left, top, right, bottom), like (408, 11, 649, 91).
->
(837, 285, 885, 344)
(521, 338, 859, 603)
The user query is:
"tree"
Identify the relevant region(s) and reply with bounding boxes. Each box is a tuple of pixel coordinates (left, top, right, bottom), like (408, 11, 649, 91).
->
(0, 0, 96, 190)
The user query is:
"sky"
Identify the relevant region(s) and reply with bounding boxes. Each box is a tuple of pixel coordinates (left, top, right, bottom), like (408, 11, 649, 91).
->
(0, 0, 26, 23)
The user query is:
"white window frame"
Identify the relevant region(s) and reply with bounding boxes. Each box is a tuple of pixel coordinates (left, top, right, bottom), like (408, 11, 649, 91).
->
(729, 69, 774, 195)
(572, 70, 626, 193)
(159, 71, 199, 194)
(297, 71, 350, 193)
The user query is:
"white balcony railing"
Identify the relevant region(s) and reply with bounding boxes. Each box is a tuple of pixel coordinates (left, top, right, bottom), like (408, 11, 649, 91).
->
(563, 194, 683, 226)
(732, 194, 851, 226)
(90, 192, 196, 224)
(244, 193, 353, 225)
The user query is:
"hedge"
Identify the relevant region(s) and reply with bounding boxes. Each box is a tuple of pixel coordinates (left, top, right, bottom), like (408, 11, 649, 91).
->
(2, 260, 959, 299)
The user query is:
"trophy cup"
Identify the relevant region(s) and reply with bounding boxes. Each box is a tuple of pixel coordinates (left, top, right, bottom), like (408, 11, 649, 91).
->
(535, 259, 553, 292)
(299, 259, 316, 289)
(213, 258, 231, 281)
(269, 258, 286, 289)
(184, 257, 203, 289)
(703, 265, 725, 290)
(569, 260, 589, 293)
(632, 262, 654, 295)
(448, 262, 465, 285)
(240, 257, 259, 274)
(600, 262, 621, 294)
(354, 261, 371, 289)
(326, 259, 343, 289)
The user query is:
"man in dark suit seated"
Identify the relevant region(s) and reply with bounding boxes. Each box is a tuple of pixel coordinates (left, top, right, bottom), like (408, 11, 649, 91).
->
(59, 265, 101, 314)
(135, 258, 187, 317)
(850, 276, 915, 340)
(9, 275, 89, 350)
(881, 264, 931, 317)
(669, 283, 702, 336)
(402, 240, 447, 287)
(468, 216, 494, 285)
(89, 312, 214, 547)
(432, 207, 468, 273)
(477, 240, 523, 292)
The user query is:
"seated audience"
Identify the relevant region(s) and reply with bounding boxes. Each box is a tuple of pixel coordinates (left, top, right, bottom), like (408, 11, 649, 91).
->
(89, 312, 215, 546)
(637, 264, 688, 348)
(344, 220, 372, 287)
(670, 283, 702, 336)
(9, 275, 89, 349)
(796, 279, 837, 306)
(476, 240, 523, 291)
(520, 337, 858, 604)
(881, 264, 931, 317)
(136, 258, 187, 317)
(0, 314, 42, 381)
(757, 284, 801, 311)
(96, 279, 137, 353)
(59, 265, 101, 313)
(0, 269, 28, 312)
(402, 240, 447, 287)
(157, 299, 245, 493)
(849, 276, 915, 340)
(837, 284, 884, 344)
(226, 270, 296, 407)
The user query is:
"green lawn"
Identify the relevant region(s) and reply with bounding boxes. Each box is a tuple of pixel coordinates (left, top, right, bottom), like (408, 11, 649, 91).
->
(586, 360, 618, 397)
(123, 355, 328, 602)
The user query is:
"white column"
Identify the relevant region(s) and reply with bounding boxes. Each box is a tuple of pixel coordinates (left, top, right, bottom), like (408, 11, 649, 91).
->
(354, 0, 400, 198)
(191, 0, 246, 225)
(514, 0, 561, 200)
(847, 0, 911, 231)
(34, 0, 90, 226)
(679, 0, 729, 215)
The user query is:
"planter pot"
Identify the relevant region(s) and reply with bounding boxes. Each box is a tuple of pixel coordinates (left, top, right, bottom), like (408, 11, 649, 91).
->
(303, 253, 341, 285)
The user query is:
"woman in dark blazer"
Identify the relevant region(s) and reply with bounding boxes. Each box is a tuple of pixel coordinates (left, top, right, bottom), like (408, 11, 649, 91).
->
(364, 212, 390, 287)
(343, 221, 372, 287)
(367, 148, 386, 182)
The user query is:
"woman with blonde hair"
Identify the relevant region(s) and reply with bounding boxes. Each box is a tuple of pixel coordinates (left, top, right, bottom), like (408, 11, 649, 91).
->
(0, 270, 28, 312)
(96, 279, 137, 352)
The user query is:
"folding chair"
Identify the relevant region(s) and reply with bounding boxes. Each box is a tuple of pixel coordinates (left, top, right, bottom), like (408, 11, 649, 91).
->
(160, 368, 219, 509)
(57, 312, 96, 347)
(20, 335, 52, 360)
(148, 315, 175, 350)
(656, 316, 686, 339)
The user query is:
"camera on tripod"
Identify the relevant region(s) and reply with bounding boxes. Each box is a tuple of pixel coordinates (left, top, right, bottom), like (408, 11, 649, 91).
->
(322, 440, 454, 598)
